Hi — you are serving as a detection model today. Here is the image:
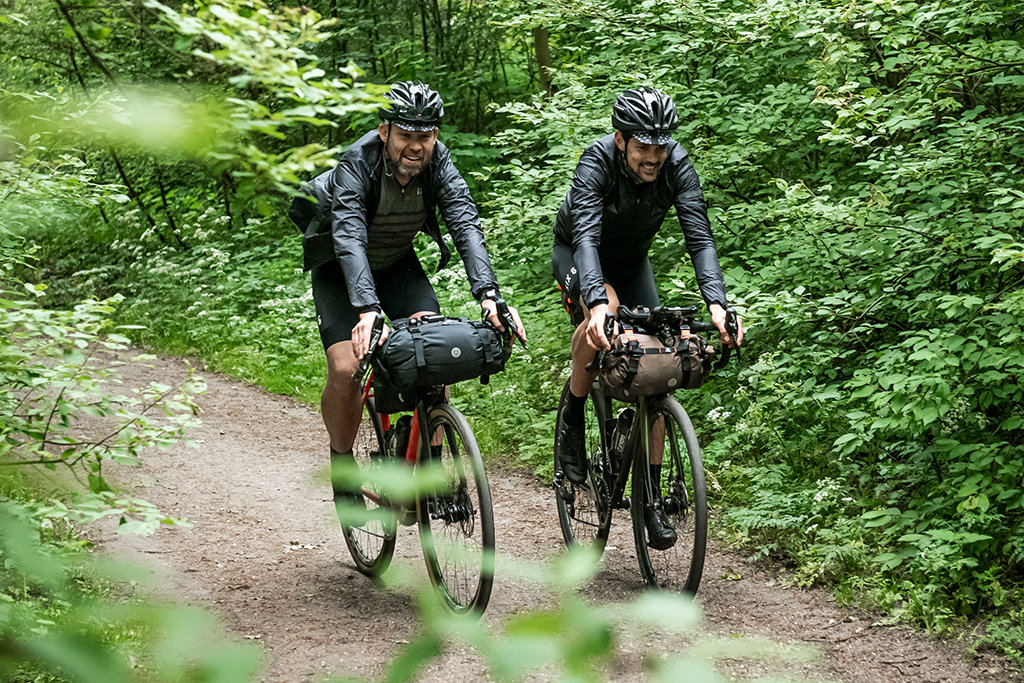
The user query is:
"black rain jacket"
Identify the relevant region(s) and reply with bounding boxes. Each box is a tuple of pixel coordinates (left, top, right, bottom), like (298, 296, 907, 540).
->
(289, 130, 499, 311)
(553, 134, 728, 310)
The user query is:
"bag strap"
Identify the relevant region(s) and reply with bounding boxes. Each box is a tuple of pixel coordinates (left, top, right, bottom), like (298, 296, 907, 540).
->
(410, 324, 426, 367)
(623, 339, 642, 392)
(480, 323, 497, 386)
(680, 337, 692, 387)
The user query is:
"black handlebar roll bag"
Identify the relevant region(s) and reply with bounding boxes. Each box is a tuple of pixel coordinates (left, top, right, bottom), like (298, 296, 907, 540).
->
(373, 315, 507, 393)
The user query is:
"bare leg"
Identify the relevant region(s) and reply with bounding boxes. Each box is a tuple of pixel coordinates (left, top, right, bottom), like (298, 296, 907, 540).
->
(649, 415, 665, 465)
(568, 284, 621, 398)
(322, 341, 362, 453)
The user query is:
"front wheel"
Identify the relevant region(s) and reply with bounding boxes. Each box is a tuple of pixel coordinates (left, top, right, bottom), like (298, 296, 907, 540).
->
(417, 403, 495, 616)
(339, 396, 397, 576)
(630, 396, 707, 594)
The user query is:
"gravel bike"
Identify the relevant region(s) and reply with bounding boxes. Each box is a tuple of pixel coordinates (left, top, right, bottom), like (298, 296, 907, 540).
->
(552, 305, 738, 594)
(336, 303, 521, 616)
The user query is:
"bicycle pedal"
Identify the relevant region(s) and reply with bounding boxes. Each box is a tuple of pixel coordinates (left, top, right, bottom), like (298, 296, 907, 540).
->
(553, 476, 575, 502)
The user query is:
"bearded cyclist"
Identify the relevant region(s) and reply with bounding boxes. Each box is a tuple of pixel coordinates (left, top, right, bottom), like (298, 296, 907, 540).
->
(289, 81, 526, 505)
(552, 87, 743, 548)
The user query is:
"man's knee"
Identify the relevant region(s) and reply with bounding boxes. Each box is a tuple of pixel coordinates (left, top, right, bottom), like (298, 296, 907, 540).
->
(324, 342, 360, 389)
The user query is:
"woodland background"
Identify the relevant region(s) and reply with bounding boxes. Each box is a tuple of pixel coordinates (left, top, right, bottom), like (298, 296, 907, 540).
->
(1, 0, 1023, 678)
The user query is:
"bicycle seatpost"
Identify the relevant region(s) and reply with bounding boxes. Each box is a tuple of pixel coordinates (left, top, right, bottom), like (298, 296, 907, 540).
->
(355, 313, 385, 380)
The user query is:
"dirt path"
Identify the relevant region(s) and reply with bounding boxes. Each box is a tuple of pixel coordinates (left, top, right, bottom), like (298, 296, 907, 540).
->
(98, 354, 1014, 682)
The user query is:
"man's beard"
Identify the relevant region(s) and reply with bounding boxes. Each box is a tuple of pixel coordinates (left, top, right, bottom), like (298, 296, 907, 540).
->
(396, 160, 424, 177)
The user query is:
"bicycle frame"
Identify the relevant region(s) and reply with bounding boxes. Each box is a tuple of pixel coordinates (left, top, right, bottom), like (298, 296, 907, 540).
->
(354, 373, 422, 509)
(604, 394, 672, 508)
(553, 303, 723, 593)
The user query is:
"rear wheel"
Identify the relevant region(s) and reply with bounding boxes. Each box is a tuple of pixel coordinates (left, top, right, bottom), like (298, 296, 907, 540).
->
(339, 397, 397, 576)
(631, 396, 707, 594)
(553, 380, 613, 554)
(417, 403, 494, 616)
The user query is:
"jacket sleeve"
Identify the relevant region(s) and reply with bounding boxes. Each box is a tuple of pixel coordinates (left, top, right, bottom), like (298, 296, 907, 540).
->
(670, 157, 728, 308)
(432, 144, 500, 301)
(329, 157, 379, 312)
(565, 147, 612, 309)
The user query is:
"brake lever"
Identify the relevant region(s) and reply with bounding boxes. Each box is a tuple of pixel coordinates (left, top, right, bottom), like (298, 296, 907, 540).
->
(503, 303, 527, 349)
(354, 313, 385, 380)
(585, 313, 617, 372)
(487, 298, 527, 349)
(712, 308, 740, 371)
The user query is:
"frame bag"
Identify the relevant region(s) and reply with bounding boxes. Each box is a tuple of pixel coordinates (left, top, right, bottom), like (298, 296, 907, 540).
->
(374, 315, 507, 394)
(598, 324, 715, 402)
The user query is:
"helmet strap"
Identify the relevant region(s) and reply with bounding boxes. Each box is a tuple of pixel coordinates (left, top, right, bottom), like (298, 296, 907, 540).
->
(616, 135, 645, 184)
(382, 123, 399, 178)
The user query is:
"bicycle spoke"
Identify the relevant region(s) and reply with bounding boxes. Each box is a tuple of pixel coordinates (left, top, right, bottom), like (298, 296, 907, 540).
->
(340, 398, 397, 576)
(418, 404, 494, 616)
(632, 397, 707, 594)
(553, 381, 612, 554)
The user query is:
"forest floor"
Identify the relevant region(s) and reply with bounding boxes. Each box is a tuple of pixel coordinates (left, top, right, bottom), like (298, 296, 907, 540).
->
(96, 352, 1019, 682)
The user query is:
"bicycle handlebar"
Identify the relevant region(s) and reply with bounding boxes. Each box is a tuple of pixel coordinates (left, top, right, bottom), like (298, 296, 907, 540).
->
(615, 305, 741, 371)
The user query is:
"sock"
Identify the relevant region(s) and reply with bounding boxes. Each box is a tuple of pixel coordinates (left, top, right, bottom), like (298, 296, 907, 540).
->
(563, 392, 587, 429)
(648, 463, 662, 498)
(430, 444, 443, 460)
(330, 449, 355, 493)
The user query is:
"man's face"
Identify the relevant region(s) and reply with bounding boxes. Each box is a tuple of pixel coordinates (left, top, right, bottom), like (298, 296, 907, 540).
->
(379, 124, 438, 178)
(614, 131, 668, 183)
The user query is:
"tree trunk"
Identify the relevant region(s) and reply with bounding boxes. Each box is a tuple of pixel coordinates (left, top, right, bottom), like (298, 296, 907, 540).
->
(533, 26, 554, 96)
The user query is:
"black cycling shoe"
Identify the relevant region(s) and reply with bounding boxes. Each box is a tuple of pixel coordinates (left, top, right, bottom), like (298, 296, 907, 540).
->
(558, 423, 588, 485)
(644, 507, 677, 550)
(334, 488, 365, 511)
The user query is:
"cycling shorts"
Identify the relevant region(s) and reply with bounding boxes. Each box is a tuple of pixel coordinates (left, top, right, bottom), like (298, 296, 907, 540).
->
(311, 248, 439, 349)
(551, 241, 659, 327)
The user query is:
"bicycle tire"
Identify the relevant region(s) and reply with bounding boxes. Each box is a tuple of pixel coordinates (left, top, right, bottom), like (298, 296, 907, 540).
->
(630, 395, 707, 594)
(416, 403, 495, 616)
(553, 380, 613, 554)
(339, 396, 397, 576)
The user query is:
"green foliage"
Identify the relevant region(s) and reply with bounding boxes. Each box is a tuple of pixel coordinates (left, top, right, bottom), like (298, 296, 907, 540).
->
(0, 279, 206, 533)
(322, 548, 806, 682)
(143, 0, 381, 205)
(0, 500, 263, 682)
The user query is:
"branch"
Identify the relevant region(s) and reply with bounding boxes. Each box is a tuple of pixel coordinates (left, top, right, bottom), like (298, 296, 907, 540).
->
(114, 0, 194, 64)
(13, 53, 69, 71)
(53, 0, 120, 86)
(920, 27, 1018, 69)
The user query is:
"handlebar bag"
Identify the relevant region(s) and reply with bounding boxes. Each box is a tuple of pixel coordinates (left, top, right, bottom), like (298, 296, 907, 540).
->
(598, 325, 715, 402)
(374, 315, 507, 393)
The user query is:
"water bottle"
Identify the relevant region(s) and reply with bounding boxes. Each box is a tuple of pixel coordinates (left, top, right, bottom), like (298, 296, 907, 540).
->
(609, 408, 635, 463)
(386, 415, 412, 459)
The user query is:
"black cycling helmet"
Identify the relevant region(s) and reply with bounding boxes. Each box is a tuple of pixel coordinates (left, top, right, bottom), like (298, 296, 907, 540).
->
(378, 81, 444, 131)
(611, 87, 678, 145)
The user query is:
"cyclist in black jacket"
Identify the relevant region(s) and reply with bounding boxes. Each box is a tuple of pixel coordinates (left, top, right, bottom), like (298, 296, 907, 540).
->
(552, 88, 742, 543)
(289, 82, 525, 498)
